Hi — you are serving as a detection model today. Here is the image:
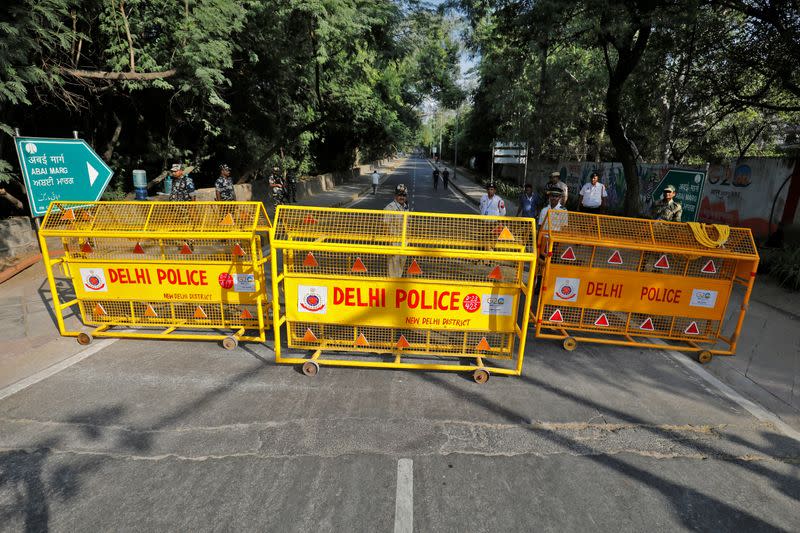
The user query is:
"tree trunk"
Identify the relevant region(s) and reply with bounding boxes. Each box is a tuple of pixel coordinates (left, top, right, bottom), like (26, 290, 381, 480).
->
(602, 20, 652, 216)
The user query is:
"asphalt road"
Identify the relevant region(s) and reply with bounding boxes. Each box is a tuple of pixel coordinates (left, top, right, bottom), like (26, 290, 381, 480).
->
(1, 157, 799, 532)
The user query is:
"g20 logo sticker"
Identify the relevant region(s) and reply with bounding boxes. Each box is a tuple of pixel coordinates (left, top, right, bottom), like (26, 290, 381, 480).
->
(298, 285, 327, 314)
(553, 277, 580, 302)
(80, 268, 108, 292)
(689, 289, 718, 309)
(462, 293, 481, 313)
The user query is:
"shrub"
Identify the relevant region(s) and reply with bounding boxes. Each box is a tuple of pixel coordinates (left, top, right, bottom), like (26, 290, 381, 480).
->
(764, 247, 800, 291)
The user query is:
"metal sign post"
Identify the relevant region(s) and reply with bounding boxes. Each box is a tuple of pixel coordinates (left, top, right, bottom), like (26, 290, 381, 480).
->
(491, 141, 528, 186)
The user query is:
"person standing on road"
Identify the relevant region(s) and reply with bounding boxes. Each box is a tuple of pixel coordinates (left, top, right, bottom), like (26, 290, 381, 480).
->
(479, 183, 506, 216)
(268, 166, 285, 203)
(432, 167, 440, 191)
(215, 164, 236, 201)
(442, 167, 450, 189)
(578, 172, 607, 214)
(546, 171, 568, 206)
(516, 183, 540, 219)
(168, 164, 193, 201)
(538, 190, 566, 229)
(384, 184, 409, 277)
(651, 184, 682, 221)
(371, 169, 380, 194)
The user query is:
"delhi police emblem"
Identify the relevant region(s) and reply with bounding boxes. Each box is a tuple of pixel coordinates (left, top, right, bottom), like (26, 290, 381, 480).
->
(298, 285, 327, 314)
(80, 268, 108, 292)
(553, 277, 580, 302)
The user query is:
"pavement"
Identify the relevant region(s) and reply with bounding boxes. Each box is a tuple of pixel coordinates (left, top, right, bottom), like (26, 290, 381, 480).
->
(1, 156, 799, 531)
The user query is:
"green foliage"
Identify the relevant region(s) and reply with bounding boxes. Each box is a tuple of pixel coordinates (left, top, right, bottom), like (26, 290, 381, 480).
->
(0, 0, 461, 207)
(761, 247, 800, 291)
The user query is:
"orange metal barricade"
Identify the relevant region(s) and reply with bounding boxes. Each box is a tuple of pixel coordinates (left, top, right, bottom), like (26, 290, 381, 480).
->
(534, 211, 759, 363)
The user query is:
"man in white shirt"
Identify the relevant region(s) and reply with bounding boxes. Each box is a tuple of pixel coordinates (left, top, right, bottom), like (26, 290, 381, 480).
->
(479, 183, 506, 216)
(546, 171, 568, 205)
(538, 190, 567, 230)
(371, 170, 380, 194)
(579, 172, 607, 213)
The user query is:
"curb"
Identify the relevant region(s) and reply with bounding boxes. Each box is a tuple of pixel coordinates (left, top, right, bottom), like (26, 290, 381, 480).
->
(0, 253, 42, 284)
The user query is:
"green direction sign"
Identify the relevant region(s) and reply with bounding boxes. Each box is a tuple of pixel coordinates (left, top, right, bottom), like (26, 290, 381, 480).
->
(651, 168, 707, 222)
(14, 137, 114, 217)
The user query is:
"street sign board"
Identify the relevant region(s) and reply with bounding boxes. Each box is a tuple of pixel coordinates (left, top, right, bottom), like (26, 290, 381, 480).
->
(14, 137, 114, 217)
(650, 168, 706, 222)
(493, 156, 527, 165)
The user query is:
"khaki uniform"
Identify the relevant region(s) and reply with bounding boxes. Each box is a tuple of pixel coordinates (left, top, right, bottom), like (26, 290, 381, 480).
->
(651, 199, 682, 222)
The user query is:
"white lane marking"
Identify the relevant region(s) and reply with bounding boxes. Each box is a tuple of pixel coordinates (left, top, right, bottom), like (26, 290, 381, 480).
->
(0, 338, 118, 401)
(394, 458, 413, 533)
(656, 341, 800, 443)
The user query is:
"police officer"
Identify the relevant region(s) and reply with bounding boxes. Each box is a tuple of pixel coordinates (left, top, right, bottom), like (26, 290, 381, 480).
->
(432, 167, 440, 191)
(168, 163, 193, 201)
(651, 184, 682, 221)
(384, 184, 408, 277)
(215, 164, 236, 201)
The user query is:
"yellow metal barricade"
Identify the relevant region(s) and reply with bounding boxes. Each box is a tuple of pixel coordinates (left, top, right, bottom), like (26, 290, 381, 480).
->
(534, 211, 759, 362)
(269, 206, 537, 382)
(38, 201, 271, 348)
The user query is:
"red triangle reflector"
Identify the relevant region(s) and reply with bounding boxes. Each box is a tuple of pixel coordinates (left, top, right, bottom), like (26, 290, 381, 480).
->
(220, 213, 234, 226)
(684, 321, 700, 335)
(654, 254, 670, 269)
(639, 317, 655, 331)
(488, 266, 503, 280)
(701, 259, 717, 274)
(497, 226, 514, 241)
(180, 242, 193, 254)
(476, 337, 491, 351)
(397, 335, 411, 349)
(93, 303, 107, 316)
(594, 313, 610, 327)
(548, 309, 564, 322)
(607, 250, 623, 264)
(303, 252, 318, 267)
(133, 242, 145, 254)
(355, 332, 369, 346)
(407, 260, 422, 275)
(232, 243, 246, 257)
(303, 328, 318, 342)
(351, 257, 367, 273)
(194, 306, 208, 319)
(303, 215, 317, 224)
(240, 308, 254, 319)
(80, 242, 93, 253)
(144, 304, 158, 318)
(61, 209, 76, 221)
(560, 247, 577, 261)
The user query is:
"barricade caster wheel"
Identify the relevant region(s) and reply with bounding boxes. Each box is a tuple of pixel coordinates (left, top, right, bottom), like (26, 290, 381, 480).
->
(473, 368, 490, 384)
(77, 332, 93, 346)
(302, 361, 320, 377)
(698, 351, 712, 364)
(563, 337, 577, 351)
(222, 336, 238, 350)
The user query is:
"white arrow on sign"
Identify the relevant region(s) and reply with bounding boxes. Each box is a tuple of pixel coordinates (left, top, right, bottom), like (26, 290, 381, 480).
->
(87, 162, 99, 186)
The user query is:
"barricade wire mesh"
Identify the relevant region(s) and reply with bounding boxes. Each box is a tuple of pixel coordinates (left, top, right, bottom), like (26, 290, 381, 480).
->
(273, 206, 537, 255)
(41, 201, 271, 235)
(546, 211, 757, 257)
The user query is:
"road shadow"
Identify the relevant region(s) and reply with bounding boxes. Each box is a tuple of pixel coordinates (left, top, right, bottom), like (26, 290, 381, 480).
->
(0, 404, 126, 532)
(418, 370, 799, 531)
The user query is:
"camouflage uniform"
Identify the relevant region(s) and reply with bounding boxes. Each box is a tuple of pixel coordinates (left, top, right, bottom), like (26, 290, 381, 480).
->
(215, 175, 236, 201)
(651, 199, 682, 222)
(169, 176, 192, 201)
